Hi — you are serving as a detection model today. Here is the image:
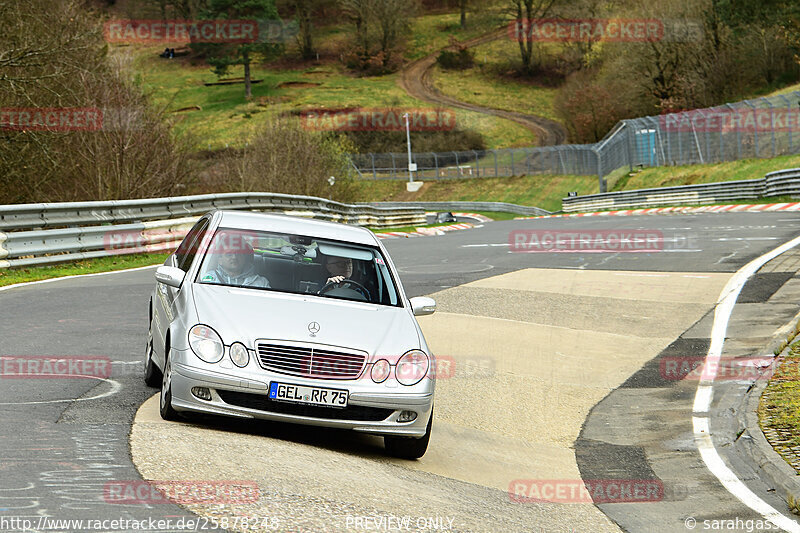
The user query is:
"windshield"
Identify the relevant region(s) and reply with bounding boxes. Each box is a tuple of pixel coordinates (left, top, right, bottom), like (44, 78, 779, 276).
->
(194, 228, 401, 307)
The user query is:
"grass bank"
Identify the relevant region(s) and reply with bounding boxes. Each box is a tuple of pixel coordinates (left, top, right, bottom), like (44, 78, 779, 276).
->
(0, 253, 170, 287)
(354, 153, 800, 211)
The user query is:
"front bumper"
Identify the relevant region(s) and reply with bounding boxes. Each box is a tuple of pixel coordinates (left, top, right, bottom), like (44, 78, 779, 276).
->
(170, 361, 434, 438)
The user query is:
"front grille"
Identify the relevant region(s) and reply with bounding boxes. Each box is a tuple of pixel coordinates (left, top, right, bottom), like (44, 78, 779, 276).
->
(217, 390, 393, 421)
(256, 342, 366, 380)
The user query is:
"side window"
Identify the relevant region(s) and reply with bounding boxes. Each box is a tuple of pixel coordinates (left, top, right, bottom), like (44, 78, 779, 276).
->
(175, 218, 210, 273)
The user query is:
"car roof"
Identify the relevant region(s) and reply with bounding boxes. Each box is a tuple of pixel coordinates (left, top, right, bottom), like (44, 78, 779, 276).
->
(215, 210, 379, 246)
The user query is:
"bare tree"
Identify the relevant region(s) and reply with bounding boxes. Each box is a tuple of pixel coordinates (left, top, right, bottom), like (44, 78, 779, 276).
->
(508, 0, 558, 74)
(339, 0, 416, 70)
(293, 0, 317, 60)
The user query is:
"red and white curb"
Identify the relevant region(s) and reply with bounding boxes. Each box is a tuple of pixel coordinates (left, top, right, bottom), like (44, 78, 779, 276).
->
(424, 211, 494, 223)
(375, 223, 474, 239)
(516, 202, 800, 220)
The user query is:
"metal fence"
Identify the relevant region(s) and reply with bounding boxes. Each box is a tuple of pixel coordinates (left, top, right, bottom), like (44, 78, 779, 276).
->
(561, 167, 800, 212)
(350, 91, 800, 192)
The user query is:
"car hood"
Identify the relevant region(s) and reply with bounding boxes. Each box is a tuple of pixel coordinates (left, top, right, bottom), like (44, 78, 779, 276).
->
(191, 284, 421, 358)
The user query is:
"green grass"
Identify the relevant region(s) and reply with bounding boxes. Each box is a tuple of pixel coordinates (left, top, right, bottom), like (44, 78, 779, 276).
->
(432, 39, 562, 123)
(406, 10, 506, 61)
(355, 174, 599, 212)
(760, 339, 800, 472)
(613, 153, 800, 191)
(133, 44, 534, 150)
(0, 253, 169, 287)
(369, 221, 457, 234)
(354, 153, 800, 211)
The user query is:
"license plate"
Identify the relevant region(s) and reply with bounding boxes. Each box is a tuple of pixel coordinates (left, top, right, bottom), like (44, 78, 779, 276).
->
(268, 382, 348, 408)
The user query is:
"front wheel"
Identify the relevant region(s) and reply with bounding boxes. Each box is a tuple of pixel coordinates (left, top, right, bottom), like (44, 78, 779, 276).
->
(159, 350, 179, 421)
(143, 337, 162, 388)
(384, 409, 432, 460)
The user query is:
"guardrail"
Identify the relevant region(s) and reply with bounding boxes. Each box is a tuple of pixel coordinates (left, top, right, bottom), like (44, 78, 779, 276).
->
(0, 193, 426, 269)
(561, 168, 800, 213)
(366, 201, 551, 217)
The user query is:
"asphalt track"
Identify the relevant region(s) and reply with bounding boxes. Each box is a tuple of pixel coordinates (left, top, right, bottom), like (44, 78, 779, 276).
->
(2, 212, 800, 532)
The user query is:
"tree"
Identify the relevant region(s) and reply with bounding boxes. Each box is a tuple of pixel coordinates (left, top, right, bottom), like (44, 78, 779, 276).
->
(293, 0, 316, 60)
(460, 0, 467, 29)
(508, 0, 558, 74)
(339, 0, 415, 72)
(198, 0, 282, 99)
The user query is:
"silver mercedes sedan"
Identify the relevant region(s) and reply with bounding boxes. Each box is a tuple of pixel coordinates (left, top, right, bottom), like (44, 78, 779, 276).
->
(144, 210, 437, 459)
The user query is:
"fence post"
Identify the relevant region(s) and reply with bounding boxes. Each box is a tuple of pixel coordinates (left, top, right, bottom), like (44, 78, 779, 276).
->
(766, 98, 776, 157)
(594, 147, 606, 193)
(744, 100, 758, 158)
(432, 152, 439, 180)
(390, 153, 397, 179)
(370, 153, 377, 180)
(473, 150, 480, 177)
(510, 150, 515, 176)
(492, 150, 498, 177)
(453, 152, 460, 177)
(625, 120, 634, 171)
(779, 94, 793, 154)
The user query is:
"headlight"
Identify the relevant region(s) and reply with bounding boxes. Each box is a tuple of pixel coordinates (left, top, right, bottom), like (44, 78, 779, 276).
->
(371, 359, 391, 383)
(396, 350, 429, 386)
(229, 342, 249, 368)
(188, 325, 224, 363)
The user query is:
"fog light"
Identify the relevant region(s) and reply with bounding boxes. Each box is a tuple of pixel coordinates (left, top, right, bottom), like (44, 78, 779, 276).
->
(191, 387, 212, 401)
(397, 410, 417, 423)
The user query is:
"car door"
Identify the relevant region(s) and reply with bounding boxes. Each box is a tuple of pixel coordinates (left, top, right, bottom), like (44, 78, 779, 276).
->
(152, 216, 210, 364)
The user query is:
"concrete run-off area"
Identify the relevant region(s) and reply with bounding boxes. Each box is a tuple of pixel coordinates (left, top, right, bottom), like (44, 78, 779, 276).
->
(130, 267, 730, 532)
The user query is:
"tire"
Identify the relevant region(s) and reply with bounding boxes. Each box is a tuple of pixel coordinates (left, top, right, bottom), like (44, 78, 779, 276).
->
(384, 409, 433, 460)
(159, 349, 179, 421)
(143, 337, 162, 388)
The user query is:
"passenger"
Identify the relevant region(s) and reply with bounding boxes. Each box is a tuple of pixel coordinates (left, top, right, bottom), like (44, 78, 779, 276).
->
(202, 236, 270, 288)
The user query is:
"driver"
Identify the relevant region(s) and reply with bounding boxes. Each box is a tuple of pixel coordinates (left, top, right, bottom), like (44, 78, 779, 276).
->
(323, 255, 353, 286)
(318, 254, 370, 300)
(202, 235, 270, 288)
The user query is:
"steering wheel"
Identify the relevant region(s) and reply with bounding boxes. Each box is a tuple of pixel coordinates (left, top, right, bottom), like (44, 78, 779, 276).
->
(319, 279, 371, 301)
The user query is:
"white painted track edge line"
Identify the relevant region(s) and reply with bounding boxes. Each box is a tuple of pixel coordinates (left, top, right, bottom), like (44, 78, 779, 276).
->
(692, 233, 800, 532)
(0, 264, 160, 293)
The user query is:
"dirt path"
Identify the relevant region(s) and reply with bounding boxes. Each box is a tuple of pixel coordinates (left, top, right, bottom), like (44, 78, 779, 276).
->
(398, 29, 568, 146)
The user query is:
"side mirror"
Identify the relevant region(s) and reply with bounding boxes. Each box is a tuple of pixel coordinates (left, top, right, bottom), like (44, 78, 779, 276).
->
(410, 296, 436, 316)
(155, 266, 186, 288)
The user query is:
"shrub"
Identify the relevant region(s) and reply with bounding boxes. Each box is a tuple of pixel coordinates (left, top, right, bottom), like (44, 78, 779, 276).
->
(436, 47, 474, 70)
